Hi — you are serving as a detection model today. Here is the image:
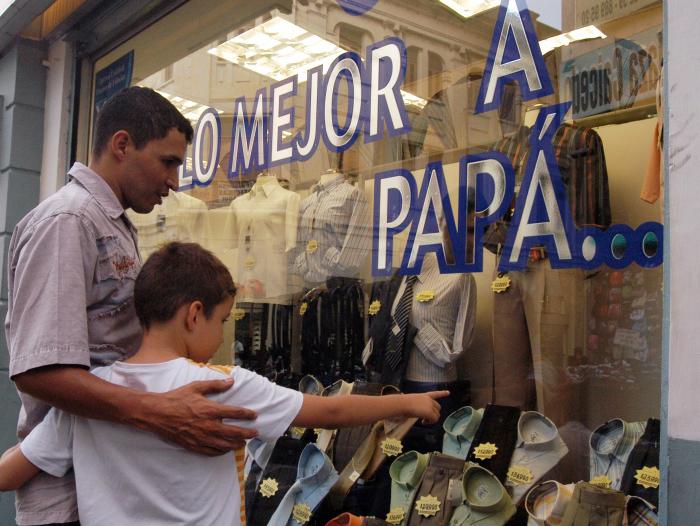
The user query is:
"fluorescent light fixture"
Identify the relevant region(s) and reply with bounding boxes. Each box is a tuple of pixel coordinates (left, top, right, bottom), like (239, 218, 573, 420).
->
(208, 16, 427, 109)
(0, 0, 17, 18)
(155, 90, 225, 122)
(539, 25, 606, 55)
(438, 0, 500, 19)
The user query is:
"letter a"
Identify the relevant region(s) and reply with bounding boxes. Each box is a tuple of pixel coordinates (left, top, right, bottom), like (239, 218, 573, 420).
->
(475, 0, 553, 114)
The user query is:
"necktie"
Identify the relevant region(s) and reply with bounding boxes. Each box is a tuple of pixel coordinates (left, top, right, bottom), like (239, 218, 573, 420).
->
(385, 276, 417, 370)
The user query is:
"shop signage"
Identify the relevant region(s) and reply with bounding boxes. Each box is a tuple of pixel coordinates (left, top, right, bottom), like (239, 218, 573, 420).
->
(575, 0, 659, 28)
(561, 26, 662, 119)
(178, 0, 663, 276)
(94, 51, 134, 113)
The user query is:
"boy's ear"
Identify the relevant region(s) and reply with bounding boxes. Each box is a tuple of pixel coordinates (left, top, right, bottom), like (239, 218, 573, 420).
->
(185, 301, 205, 331)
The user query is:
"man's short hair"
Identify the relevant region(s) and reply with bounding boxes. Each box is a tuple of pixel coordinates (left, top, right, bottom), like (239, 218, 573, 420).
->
(92, 86, 194, 157)
(135, 242, 236, 329)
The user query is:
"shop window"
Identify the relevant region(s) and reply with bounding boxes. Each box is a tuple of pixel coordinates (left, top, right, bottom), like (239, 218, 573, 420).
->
(89, 0, 665, 522)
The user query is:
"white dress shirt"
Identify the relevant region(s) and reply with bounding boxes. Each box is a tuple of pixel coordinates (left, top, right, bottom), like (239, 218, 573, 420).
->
(225, 176, 300, 304)
(506, 411, 569, 504)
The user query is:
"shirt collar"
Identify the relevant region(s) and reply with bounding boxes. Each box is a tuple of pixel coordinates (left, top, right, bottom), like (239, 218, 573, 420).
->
(416, 252, 439, 283)
(590, 418, 638, 462)
(461, 464, 512, 513)
(247, 438, 277, 469)
(525, 480, 574, 523)
(314, 173, 345, 193)
(68, 162, 125, 220)
(443, 407, 483, 444)
(250, 175, 280, 197)
(517, 411, 559, 451)
(296, 443, 336, 486)
(389, 451, 429, 489)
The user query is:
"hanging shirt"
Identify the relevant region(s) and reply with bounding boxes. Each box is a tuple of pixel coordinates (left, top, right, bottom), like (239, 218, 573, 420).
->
(589, 418, 646, 490)
(225, 176, 300, 304)
(293, 174, 371, 284)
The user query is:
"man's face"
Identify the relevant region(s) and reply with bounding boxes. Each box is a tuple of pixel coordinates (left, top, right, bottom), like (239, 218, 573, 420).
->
(121, 128, 187, 213)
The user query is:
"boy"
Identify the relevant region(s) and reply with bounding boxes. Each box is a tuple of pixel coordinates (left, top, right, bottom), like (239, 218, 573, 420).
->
(0, 242, 446, 526)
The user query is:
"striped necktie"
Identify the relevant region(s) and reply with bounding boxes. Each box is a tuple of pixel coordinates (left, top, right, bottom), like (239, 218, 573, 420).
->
(384, 275, 417, 370)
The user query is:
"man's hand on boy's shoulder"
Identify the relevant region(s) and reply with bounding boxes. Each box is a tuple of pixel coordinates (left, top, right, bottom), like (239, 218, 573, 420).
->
(137, 377, 258, 455)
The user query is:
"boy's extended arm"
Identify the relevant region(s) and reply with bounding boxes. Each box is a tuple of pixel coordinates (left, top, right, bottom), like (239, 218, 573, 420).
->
(292, 391, 448, 429)
(14, 365, 258, 456)
(0, 445, 40, 491)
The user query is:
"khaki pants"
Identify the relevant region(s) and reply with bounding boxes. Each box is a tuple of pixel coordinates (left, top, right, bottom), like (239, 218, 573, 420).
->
(560, 482, 625, 526)
(492, 260, 584, 426)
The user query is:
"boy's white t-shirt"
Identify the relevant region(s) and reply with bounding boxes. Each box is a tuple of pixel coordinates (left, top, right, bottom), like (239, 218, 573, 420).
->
(20, 358, 304, 526)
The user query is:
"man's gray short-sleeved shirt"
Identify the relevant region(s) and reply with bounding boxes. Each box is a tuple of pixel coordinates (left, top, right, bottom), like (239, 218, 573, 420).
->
(5, 162, 143, 525)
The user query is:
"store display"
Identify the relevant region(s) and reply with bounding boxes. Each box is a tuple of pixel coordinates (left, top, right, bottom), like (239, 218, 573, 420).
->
(406, 453, 466, 526)
(559, 482, 626, 526)
(619, 419, 660, 508)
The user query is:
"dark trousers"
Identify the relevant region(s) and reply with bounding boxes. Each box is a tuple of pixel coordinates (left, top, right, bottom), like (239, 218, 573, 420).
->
(620, 418, 660, 507)
(466, 404, 521, 484)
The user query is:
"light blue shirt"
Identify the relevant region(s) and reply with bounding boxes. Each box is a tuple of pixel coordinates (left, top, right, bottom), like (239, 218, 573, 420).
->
(443, 407, 484, 459)
(268, 443, 339, 526)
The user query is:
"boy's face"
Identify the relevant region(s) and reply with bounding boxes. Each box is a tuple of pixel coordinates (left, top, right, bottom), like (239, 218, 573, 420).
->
(190, 296, 235, 363)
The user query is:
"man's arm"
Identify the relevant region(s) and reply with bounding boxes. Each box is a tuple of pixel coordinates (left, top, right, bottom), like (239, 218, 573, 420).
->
(292, 391, 448, 429)
(0, 445, 39, 491)
(15, 366, 257, 456)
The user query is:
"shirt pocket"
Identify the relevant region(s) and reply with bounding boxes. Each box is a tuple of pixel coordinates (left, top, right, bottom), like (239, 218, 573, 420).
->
(96, 235, 139, 282)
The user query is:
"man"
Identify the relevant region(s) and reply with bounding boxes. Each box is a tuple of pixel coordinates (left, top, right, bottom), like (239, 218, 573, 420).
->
(5, 87, 257, 526)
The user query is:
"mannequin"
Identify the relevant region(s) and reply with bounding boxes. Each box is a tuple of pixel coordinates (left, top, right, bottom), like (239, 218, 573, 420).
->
(293, 168, 371, 284)
(225, 172, 301, 304)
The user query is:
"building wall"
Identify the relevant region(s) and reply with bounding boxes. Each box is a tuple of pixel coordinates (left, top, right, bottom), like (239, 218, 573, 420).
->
(666, 0, 700, 524)
(0, 37, 47, 522)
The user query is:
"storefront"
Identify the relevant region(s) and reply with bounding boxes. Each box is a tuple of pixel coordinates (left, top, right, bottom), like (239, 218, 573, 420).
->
(0, 0, 695, 523)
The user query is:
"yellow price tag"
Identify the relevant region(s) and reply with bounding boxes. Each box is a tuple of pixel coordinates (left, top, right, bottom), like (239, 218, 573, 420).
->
(590, 475, 613, 488)
(380, 438, 404, 457)
(416, 290, 435, 302)
(491, 274, 512, 293)
(259, 478, 279, 498)
(306, 240, 318, 254)
(292, 503, 312, 524)
(368, 300, 382, 316)
(300, 302, 308, 316)
(415, 495, 441, 518)
(507, 465, 534, 485)
(233, 308, 246, 321)
(473, 442, 498, 460)
(386, 507, 406, 525)
(634, 466, 660, 489)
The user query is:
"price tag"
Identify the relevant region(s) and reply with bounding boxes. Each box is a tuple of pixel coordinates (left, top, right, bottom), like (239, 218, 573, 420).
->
(380, 438, 404, 457)
(590, 475, 612, 488)
(507, 465, 534, 485)
(416, 290, 435, 302)
(244, 256, 256, 270)
(415, 495, 441, 518)
(259, 478, 279, 498)
(306, 240, 318, 254)
(349, 470, 361, 482)
(634, 466, 660, 489)
(386, 507, 406, 525)
(300, 302, 308, 316)
(491, 274, 511, 293)
(473, 442, 498, 460)
(233, 308, 246, 321)
(368, 300, 382, 316)
(292, 503, 312, 525)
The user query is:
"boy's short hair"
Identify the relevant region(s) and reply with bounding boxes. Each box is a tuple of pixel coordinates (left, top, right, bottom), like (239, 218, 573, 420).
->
(135, 242, 236, 329)
(92, 86, 194, 157)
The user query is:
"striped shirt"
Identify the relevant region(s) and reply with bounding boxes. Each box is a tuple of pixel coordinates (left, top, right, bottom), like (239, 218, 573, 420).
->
(391, 254, 476, 382)
(492, 123, 612, 229)
(293, 174, 371, 284)
(589, 419, 646, 490)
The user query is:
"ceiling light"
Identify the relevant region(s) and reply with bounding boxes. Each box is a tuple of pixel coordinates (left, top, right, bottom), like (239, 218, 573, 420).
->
(539, 25, 606, 55)
(155, 90, 225, 122)
(209, 16, 427, 110)
(438, 0, 500, 19)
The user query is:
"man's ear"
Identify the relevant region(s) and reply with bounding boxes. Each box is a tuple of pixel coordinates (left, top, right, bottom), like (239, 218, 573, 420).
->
(185, 301, 204, 331)
(110, 130, 132, 161)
